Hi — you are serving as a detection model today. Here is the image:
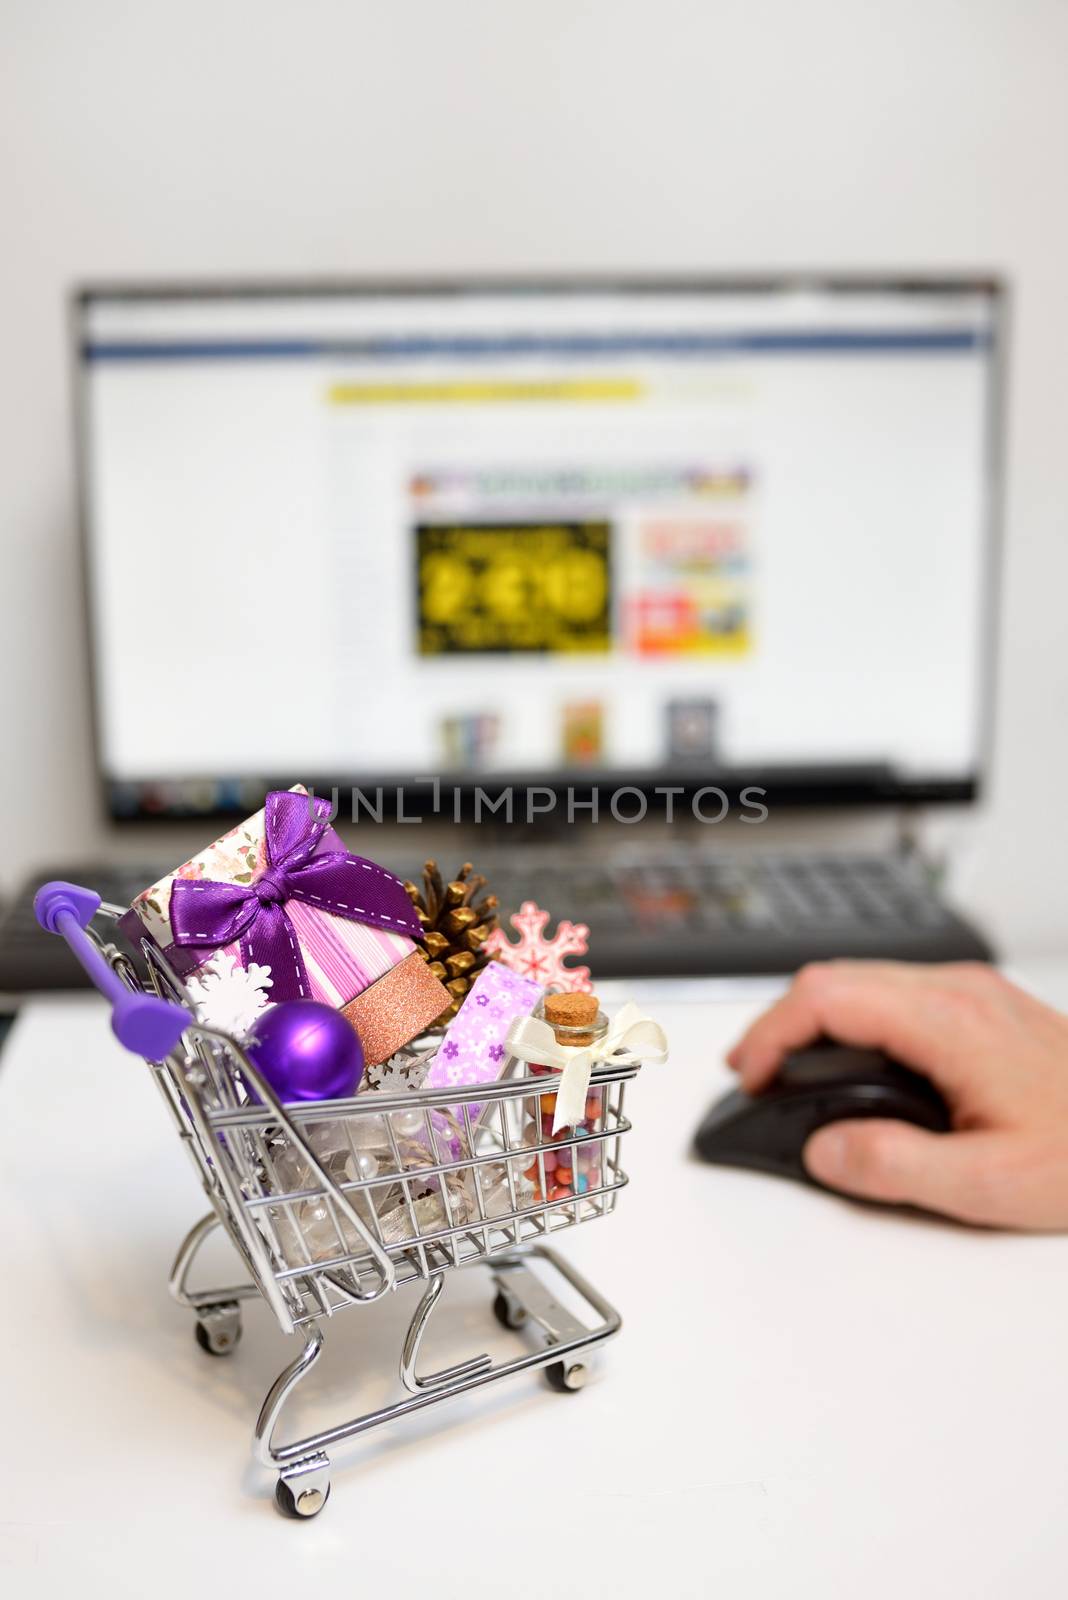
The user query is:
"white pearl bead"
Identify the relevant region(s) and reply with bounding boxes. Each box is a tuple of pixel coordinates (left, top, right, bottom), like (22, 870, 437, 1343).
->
(352, 1149, 378, 1181)
(394, 1108, 425, 1139)
(298, 1200, 336, 1257)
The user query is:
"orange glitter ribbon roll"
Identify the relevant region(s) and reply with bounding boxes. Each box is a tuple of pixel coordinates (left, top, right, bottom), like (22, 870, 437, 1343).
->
(341, 951, 449, 1066)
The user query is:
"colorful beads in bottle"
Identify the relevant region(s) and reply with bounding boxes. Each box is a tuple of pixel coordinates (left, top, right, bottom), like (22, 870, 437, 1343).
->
(523, 990, 607, 1202)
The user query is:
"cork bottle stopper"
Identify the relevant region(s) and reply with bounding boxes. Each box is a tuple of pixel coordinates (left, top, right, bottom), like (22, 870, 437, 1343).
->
(544, 990, 600, 1046)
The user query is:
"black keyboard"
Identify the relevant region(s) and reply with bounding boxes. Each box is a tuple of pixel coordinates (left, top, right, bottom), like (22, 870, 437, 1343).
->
(487, 853, 993, 976)
(0, 851, 992, 993)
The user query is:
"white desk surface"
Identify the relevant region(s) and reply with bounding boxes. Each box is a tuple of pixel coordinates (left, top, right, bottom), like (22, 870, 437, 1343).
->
(4, 983, 1068, 1598)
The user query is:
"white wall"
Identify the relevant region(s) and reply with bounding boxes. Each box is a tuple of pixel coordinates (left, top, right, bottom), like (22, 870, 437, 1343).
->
(1, 0, 1067, 956)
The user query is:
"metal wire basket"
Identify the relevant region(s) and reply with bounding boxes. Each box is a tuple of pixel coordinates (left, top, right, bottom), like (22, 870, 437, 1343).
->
(35, 880, 644, 1520)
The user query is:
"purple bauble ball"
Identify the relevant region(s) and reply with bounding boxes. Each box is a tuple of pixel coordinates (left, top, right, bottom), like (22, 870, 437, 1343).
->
(246, 1001, 364, 1103)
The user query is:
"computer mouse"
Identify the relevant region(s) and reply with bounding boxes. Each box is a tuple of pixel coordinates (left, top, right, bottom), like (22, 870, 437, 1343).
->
(694, 1041, 952, 1189)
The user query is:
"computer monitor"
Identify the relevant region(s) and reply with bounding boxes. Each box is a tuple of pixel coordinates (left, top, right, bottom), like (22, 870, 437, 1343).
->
(74, 276, 1004, 820)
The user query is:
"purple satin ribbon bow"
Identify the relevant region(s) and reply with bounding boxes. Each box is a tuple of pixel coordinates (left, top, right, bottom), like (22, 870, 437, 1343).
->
(169, 790, 422, 1002)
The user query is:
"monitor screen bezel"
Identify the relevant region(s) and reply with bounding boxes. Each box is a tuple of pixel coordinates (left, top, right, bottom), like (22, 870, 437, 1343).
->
(72, 272, 1007, 824)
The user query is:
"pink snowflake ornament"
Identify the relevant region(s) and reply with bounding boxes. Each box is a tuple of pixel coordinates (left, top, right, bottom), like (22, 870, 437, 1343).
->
(483, 901, 592, 992)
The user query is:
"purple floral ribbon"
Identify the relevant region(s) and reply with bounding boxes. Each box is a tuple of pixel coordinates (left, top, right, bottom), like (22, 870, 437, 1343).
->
(169, 790, 422, 1002)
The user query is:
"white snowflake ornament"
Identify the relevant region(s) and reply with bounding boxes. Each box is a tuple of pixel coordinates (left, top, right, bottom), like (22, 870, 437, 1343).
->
(185, 952, 274, 1037)
(483, 901, 592, 991)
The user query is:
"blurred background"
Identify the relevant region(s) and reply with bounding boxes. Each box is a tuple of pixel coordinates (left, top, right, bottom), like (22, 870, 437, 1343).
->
(2, 0, 1068, 987)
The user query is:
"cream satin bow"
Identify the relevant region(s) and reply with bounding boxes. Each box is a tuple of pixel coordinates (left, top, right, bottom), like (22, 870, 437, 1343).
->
(505, 1001, 669, 1132)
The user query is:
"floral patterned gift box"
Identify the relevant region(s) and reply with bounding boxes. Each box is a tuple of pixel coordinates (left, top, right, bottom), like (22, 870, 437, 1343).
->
(120, 787, 450, 1065)
(423, 961, 544, 1155)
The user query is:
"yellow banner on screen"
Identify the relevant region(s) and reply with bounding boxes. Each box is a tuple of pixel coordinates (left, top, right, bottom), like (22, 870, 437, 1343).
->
(328, 378, 642, 405)
(416, 522, 612, 655)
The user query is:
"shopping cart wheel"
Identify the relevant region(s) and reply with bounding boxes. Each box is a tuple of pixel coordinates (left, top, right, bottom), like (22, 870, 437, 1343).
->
(194, 1303, 243, 1356)
(544, 1359, 589, 1393)
(275, 1478, 331, 1519)
(493, 1289, 528, 1331)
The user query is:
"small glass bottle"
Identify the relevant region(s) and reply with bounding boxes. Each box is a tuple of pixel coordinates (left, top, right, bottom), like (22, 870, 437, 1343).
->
(527, 991, 608, 1199)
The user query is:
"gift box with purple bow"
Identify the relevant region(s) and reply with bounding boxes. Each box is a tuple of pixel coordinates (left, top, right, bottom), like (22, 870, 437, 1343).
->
(120, 787, 450, 1065)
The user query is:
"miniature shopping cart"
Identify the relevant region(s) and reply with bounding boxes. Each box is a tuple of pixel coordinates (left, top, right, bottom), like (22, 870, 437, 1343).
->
(35, 880, 644, 1519)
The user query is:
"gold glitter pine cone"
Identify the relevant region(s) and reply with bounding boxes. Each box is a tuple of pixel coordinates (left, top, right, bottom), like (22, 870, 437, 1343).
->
(402, 860, 500, 1025)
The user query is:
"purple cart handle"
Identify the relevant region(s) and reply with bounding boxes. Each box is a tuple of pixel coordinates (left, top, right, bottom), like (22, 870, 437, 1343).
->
(34, 880, 189, 1059)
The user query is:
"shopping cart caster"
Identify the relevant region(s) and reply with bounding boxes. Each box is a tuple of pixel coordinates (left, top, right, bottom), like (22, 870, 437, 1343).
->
(544, 1359, 589, 1393)
(274, 1455, 331, 1519)
(194, 1301, 243, 1356)
(492, 1288, 528, 1331)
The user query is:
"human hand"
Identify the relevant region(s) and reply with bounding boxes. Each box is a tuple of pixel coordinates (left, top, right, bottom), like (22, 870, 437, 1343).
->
(726, 961, 1068, 1229)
